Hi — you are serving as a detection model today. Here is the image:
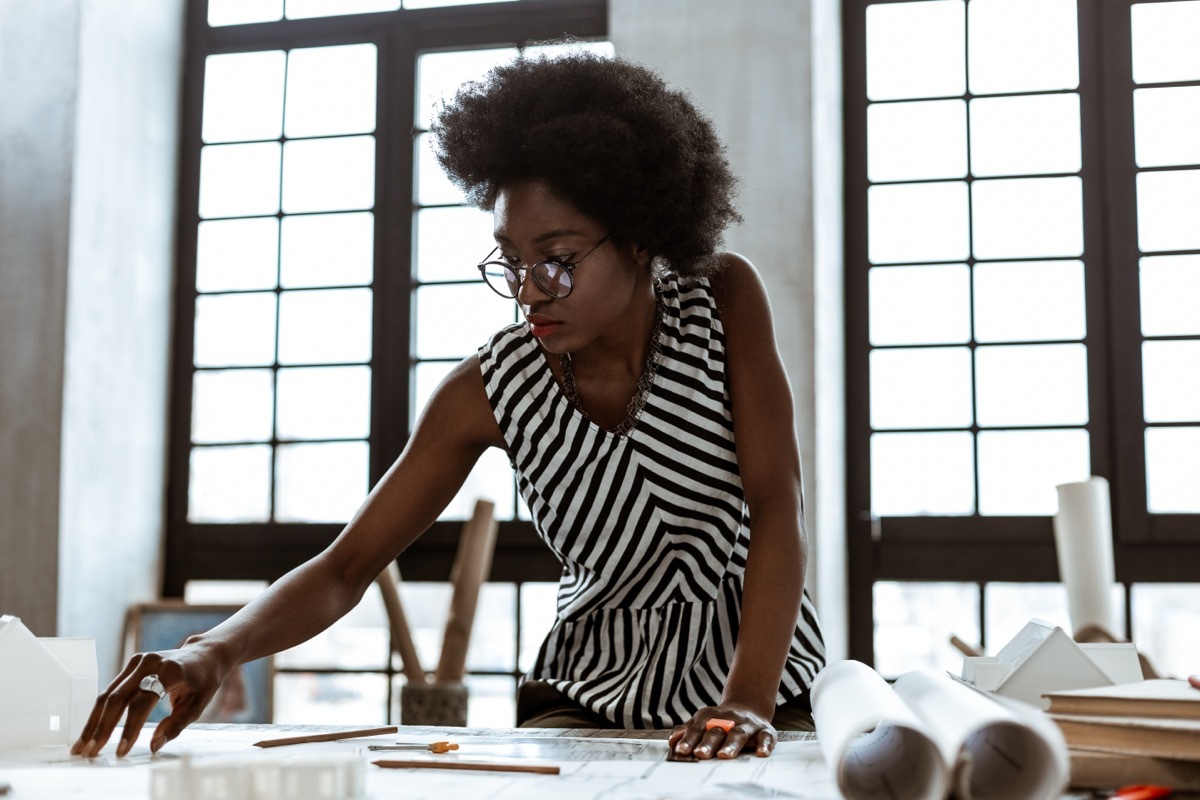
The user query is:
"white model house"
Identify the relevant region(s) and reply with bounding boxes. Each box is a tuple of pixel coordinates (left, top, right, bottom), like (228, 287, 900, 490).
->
(0, 615, 97, 747)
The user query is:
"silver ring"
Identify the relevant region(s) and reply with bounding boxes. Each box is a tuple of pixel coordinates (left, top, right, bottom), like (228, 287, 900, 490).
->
(139, 674, 166, 700)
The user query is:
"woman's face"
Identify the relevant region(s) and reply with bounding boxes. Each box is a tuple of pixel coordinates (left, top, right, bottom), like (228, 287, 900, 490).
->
(492, 180, 652, 356)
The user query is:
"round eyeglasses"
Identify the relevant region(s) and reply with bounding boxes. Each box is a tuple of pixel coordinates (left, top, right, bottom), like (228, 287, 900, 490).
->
(477, 234, 611, 299)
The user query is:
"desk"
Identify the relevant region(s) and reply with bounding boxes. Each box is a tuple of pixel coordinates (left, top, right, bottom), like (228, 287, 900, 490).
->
(0, 723, 835, 799)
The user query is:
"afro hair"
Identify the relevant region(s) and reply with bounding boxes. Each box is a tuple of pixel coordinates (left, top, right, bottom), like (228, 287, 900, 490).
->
(430, 50, 742, 277)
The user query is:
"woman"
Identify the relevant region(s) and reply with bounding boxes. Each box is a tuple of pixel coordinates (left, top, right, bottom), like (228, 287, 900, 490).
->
(72, 50, 825, 762)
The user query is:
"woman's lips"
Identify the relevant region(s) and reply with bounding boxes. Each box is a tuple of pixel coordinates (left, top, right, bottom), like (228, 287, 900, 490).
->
(527, 315, 563, 338)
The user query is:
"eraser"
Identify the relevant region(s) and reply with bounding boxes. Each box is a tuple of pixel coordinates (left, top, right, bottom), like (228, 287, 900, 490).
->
(704, 718, 735, 733)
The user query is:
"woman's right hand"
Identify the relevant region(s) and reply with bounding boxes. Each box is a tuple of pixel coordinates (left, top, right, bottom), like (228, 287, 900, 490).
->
(70, 640, 232, 757)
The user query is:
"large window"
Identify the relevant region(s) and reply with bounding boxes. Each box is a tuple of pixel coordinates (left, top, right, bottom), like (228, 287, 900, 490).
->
(167, 0, 607, 723)
(845, 0, 1200, 675)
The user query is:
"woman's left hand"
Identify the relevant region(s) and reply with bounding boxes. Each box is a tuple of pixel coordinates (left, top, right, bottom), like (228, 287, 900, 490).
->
(668, 704, 777, 759)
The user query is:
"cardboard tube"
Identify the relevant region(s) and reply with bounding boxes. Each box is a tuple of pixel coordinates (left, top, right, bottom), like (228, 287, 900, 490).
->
(435, 499, 499, 683)
(1053, 477, 1117, 636)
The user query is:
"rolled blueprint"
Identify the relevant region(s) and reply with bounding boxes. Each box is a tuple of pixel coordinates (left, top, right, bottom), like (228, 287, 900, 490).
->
(1053, 477, 1117, 636)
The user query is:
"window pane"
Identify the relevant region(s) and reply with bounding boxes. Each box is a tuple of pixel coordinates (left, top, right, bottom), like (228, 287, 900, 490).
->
(977, 429, 1091, 515)
(1132, 583, 1200, 678)
(198, 142, 281, 219)
(975, 344, 1089, 427)
(972, 177, 1083, 260)
(865, 0, 965, 101)
(398, 583, 452, 669)
(194, 293, 277, 368)
(869, 265, 970, 346)
(869, 347, 973, 429)
(969, 94, 1081, 177)
(968, 0, 1078, 95)
(415, 206, 495, 283)
(196, 218, 279, 293)
(284, 44, 377, 138)
(278, 288, 373, 365)
(1131, 0, 1200, 85)
(286, 0, 399, 19)
(462, 674, 517, 728)
(202, 51, 285, 143)
(412, 361, 456, 428)
(973, 260, 1086, 343)
(275, 589, 389, 669)
(275, 441, 369, 522)
(871, 432, 975, 515)
(867, 99, 966, 182)
(1141, 255, 1200, 336)
(282, 136, 375, 214)
(208, 0, 282, 26)
(985, 583, 1125, 648)
(192, 369, 274, 444)
(1145, 427, 1200, 513)
(873, 582, 979, 677)
(188, 444, 272, 523)
(440, 446, 516, 520)
(519, 582, 558, 673)
(414, 284, 516, 359)
(280, 212, 374, 289)
(868, 182, 970, 264)
(416, 47, 518, 129)
(467, 583, 516, 671)
(1137, 169, 1200, 253)
(1142, 341, 1200, 423)
(274, 673, 387, 725)
(1134, 87, 1200, 168)
(415, 132, 465, 206)
(276, 365, 372, 440)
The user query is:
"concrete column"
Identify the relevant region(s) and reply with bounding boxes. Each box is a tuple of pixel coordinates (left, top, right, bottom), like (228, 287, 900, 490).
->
(610, 0, 846, 658)
(0, 0, 184, 677)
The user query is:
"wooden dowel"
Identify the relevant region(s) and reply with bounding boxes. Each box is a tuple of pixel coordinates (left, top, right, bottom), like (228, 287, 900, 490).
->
(373, 759, 559, 775)
(253, 726, 398, 748)
(435, 499, 499, 683)
(375, 562, 426, 683)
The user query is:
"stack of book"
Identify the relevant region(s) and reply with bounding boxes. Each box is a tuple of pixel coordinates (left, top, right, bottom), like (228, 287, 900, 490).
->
(1043, 679, 1200, 791)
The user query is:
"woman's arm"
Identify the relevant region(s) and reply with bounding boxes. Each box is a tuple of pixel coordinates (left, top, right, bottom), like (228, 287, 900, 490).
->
(669, 253, 809, 759)
(74, 355, 505, 757)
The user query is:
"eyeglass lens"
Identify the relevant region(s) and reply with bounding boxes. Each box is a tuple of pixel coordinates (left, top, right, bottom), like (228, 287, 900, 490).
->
(486, 261, 573, 299)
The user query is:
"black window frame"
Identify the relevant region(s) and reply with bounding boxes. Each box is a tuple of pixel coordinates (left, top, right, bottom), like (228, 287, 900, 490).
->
(164, 0, 607, 598)
(844, 0, 1200, 665)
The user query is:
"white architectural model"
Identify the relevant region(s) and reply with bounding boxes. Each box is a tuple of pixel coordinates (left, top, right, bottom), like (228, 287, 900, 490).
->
(0, 615, 97, 746)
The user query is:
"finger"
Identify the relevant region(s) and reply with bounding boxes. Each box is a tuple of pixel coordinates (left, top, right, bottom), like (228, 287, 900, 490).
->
(668, 724, 687, 747)
(72, 658, 140, 754)
(692, 727, 729, 760)
(717, 724, 754, 759)
(85, 658, 163, 757)
(754, 728, 776, 757)
(151, 684, 216, 753)
(116, 689, 165, 757)
(671, 717, 710, 755)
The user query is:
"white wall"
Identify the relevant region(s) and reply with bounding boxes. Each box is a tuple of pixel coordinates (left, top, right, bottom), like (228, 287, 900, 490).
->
(611, 0, 846, 658)
(0, 0, 184, 677)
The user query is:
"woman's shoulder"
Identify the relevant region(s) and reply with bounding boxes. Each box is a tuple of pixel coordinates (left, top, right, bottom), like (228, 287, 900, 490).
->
(668, 252, 765, 317)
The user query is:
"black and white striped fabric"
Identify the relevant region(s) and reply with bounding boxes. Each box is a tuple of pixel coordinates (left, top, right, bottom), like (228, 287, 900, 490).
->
(478, 272, 826, 728)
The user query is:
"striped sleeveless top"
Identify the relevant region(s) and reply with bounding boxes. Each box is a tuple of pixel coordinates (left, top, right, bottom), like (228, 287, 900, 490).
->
(478, 273, 826, 728)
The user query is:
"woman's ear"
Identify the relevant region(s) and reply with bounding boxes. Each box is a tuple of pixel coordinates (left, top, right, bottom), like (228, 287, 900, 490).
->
(630, 243, 652, 269)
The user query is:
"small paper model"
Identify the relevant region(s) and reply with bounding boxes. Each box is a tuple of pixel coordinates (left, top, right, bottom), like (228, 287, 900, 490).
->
(962, 619, 1141, 709)
(0, 615, 98, 746)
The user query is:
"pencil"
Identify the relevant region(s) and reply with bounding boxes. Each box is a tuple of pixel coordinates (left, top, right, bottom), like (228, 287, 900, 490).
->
(373, 759, 560, 775)
(253, 726, 398, 748)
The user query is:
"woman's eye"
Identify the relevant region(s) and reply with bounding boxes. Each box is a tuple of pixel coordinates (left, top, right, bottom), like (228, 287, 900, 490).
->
(500, 254, 521, 266)
(546, 254, 574, 266)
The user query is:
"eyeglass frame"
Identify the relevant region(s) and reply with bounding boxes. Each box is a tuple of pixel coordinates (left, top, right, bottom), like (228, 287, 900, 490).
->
(476, 233, 612, 299)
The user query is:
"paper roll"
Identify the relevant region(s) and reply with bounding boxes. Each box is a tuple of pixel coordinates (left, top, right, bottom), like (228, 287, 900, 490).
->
(1053, 477, 1116, 636)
